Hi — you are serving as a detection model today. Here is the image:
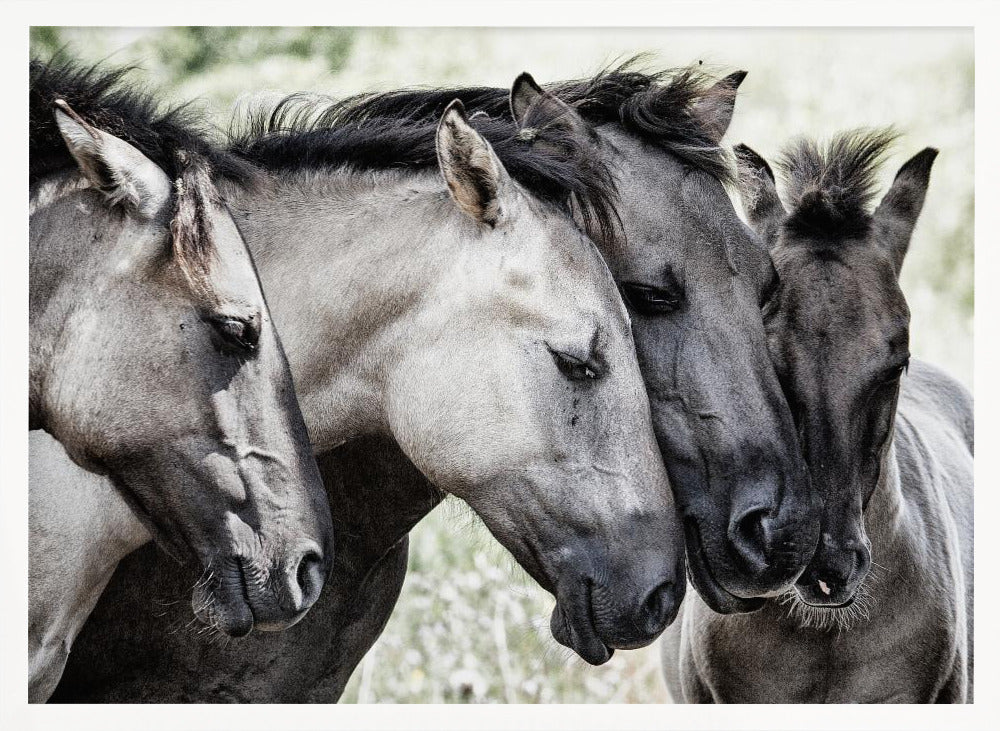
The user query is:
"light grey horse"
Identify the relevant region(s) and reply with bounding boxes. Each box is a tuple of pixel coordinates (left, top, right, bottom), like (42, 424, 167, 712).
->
(661, 131, 973, 703)
(50, 80, 688, 701)
(28, 59, 335, 701)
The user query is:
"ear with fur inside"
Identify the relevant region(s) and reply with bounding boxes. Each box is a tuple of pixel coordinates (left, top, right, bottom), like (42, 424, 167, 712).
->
(691, 70, 748, 143)
(53, 100, 172, 219)
(509, 71, 543, 123)
(874, 147, 938, 273)
(436, 99, 511, 227)
(734, 143, 787, 248)
(509, 71, 593, 140)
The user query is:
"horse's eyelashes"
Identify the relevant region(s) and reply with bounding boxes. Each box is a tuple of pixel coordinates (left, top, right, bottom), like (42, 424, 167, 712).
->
(548, 348, 603, 382)
(619, 282, 682, 315)
(207, 316, 259, 355)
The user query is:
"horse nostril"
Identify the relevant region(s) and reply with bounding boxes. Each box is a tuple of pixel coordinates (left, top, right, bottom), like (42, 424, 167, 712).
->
(737, 508, 769, 549)
(639, 579, 677, 635)
(294, 550, 324, 609)
(730, 506, 773, 572)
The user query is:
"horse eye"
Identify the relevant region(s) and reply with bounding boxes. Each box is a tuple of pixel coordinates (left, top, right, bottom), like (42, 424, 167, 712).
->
(880, 359, 909, 386)
(208, 316, 259, 355)
(551, 350, 602, 381)
(620, 282, 681, 315)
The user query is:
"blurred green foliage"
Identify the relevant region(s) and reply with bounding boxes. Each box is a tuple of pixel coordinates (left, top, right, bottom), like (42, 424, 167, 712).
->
(32, 25, 354, 74)
(149, 27, 355, 76)
(29, 27, 974, 703)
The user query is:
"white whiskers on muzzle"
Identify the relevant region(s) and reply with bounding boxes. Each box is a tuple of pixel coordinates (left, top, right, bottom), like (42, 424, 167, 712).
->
(776, 560, 884, 633)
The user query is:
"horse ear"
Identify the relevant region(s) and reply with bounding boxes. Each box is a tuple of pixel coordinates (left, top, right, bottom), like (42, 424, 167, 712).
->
(873, 147, 938, 273)
(734, 143, 786, 249)
(509, 72, 592, 139)
(54, 100, 172, 219)
(510, 72, 544, 123)
(691, 70, 747, 143)
(436, 99, 511, 227)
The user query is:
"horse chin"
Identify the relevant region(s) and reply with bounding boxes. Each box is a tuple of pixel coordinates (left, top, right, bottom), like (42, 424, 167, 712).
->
(793, 581, 859, 609)
(253, 609, 309, 633)
(684, 520, 765, 615)
(549, 599, 612, 666)
(190, 561, 255, 638)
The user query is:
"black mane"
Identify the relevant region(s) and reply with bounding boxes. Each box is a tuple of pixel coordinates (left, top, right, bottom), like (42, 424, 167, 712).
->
(30, 55, 254, 186)
(229, 92, 621, 245)
(307, 57, 735, 184)
(778, 128, 897, 239)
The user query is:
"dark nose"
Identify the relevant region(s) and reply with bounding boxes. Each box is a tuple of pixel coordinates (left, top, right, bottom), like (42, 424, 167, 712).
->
(728, 502, 806, 586)
(637, 578, 680, 637)
(729, 505, 776, 573)
(796, 544, 871, 606)
(292, 548, 326, 612)
(814, 546, 870, 594)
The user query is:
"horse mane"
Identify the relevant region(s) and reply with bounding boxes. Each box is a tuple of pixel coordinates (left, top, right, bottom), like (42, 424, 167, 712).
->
(307, 57, 735, 185)
(228, 92, 621, 245)
(30, 55, 258, 283)
(30, 55, 255, 187)
(778, 128, 898, 239)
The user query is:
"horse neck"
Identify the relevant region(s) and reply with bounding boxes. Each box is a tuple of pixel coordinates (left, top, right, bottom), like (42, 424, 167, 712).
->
(858, 426, 912, 582)
(233, 169, 459, 451)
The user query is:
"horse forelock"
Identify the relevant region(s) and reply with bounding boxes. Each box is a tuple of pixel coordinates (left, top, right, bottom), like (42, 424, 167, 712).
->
(548, 57, 736, 185)
(777, 128, 898, 241)
(170, 152, 223, 298)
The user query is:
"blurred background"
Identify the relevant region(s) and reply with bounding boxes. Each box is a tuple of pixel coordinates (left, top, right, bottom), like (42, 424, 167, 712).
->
(31, 27, 973, 703)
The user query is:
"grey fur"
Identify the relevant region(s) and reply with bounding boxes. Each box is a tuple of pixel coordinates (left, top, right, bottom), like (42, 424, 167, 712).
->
(662, 362, 973, 702)
(662, 137, 972, 703)
(55, 70, 818, 703)
(51, 101, 685, 700)
(29, 108, 334, 699)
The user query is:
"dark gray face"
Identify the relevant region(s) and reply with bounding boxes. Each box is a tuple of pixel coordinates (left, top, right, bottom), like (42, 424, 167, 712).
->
(766, 241, 909, 605)
(599, 130, 819, 613)
(736, 138, 936, 607)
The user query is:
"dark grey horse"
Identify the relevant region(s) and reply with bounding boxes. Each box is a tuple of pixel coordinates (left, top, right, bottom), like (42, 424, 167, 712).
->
(29, 59, 335, 700)
(55, 63, 816, 702)
(661, 131, 973, 702)
(52, 75, 688, 702)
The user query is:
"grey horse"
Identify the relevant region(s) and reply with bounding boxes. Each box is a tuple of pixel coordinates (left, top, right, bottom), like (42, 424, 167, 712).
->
(50, 74, 687, 701)
(29, 59, 335, 701)
(56, 63, 817, 702)
(661, 131, 973, 703)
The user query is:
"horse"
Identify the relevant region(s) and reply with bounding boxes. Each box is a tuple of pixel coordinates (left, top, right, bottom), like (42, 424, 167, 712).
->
(28, 59, 336, 702)
(661, 131, 974, 702)
(56, 61, 817, 703)
(51, 73, 686, 701)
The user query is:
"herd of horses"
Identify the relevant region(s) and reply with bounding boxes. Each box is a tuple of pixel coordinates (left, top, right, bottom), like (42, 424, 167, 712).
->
(27, 52, 973, 704)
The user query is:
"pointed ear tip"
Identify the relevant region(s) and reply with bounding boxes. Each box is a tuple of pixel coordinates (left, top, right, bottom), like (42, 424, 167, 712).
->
(441, 99, 467, 120)
(898, 147, 939, 178)
(513, 71, 539, 87)
(729, 70, 749, 85)
(52, 102, 75, 126)
(734, 143, 763, 165)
